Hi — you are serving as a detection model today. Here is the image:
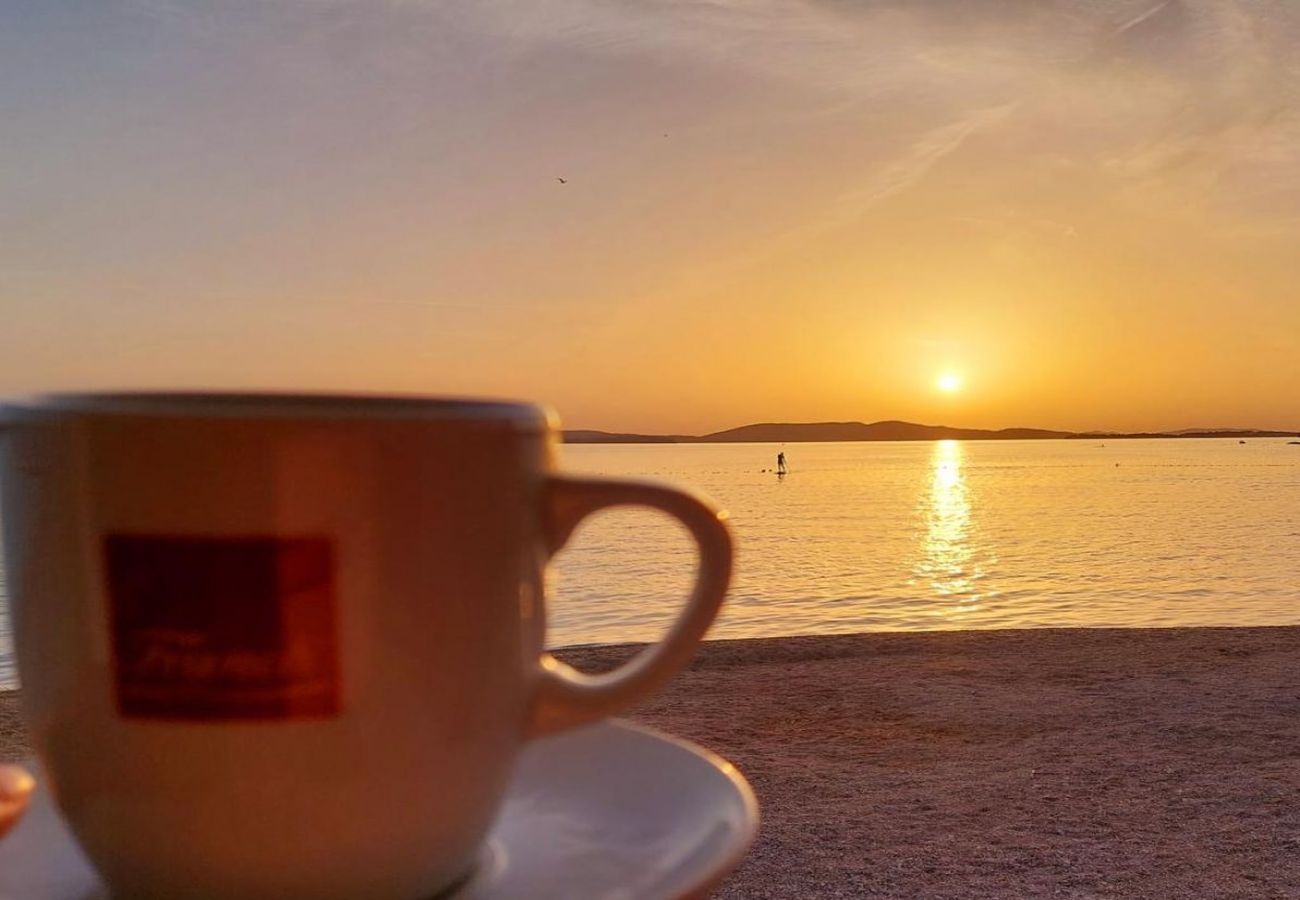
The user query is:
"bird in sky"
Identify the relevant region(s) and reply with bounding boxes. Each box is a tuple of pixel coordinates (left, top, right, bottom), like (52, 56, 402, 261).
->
(556, 176, 567, 184)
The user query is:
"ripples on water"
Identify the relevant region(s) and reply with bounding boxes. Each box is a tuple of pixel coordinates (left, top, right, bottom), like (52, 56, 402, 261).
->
(2, 438, 1298, 686)
(544, 439, 1300, 647)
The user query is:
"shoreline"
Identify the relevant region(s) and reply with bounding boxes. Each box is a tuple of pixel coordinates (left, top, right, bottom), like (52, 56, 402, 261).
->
(4, 625, 1298, 898)
(549, 619, 1300, 653)
(4, 620, 1296, 700)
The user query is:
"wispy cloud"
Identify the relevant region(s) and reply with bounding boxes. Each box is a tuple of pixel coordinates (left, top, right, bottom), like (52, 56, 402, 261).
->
(833, 103, 1019, 224)
(111, 0, 1300, 234)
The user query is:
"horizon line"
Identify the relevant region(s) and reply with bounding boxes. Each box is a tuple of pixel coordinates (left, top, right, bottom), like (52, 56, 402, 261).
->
(562, 418, 1300, 441)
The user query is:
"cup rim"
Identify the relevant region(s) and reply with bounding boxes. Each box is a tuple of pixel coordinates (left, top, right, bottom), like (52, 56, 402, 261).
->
(0, 392, 554, 430)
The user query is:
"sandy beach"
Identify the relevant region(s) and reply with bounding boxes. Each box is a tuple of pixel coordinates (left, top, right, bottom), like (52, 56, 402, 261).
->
(3, 626, 1298, 898)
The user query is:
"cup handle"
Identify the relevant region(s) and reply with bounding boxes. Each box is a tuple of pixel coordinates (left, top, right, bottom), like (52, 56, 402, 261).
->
(527, 475, 733, 737)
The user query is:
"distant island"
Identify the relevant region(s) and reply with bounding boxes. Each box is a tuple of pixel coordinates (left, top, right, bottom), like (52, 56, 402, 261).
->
(564, 420, 1300, 444)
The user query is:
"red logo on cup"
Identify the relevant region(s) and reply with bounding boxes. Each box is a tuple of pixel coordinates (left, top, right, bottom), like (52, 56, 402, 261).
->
(103, 535, 341, 720)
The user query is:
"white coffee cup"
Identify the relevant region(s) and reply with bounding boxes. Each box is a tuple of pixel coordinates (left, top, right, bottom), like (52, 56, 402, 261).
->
(0, 393, 732, 899)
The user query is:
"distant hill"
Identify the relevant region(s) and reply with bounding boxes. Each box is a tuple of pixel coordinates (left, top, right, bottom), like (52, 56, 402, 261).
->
(1165, 427, 1254, 435)
(1069, 429, 1299, 440)
(700, 421, 1069, 443)
(563, 420, 1300, 444)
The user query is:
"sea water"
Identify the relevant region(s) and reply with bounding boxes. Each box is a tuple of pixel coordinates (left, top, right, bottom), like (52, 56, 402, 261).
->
(2, 438, 1298, 689)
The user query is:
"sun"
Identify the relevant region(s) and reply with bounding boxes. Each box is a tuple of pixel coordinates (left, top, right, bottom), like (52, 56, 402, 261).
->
(936, 372, 964, 394)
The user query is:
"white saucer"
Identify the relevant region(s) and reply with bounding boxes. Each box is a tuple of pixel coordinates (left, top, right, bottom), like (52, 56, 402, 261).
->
(0, 720, 758, 900)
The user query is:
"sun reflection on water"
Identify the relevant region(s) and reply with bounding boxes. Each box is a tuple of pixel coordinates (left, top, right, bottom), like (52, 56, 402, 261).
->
(914, 439, 986, 612)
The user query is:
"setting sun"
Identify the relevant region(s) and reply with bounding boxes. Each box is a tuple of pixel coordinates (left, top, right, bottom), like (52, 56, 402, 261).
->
(936, 373, 964, 394)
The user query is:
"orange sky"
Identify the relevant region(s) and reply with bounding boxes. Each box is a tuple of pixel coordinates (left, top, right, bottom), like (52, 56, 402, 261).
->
(2, 1, 1298, 434)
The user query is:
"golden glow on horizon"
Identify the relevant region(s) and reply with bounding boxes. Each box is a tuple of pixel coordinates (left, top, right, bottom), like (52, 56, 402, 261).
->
(1, 2, 1298, 436)
(936, 373, 964, 394)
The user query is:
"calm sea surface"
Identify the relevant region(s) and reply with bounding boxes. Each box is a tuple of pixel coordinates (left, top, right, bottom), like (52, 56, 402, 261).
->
(2, 438, 1298, 689)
